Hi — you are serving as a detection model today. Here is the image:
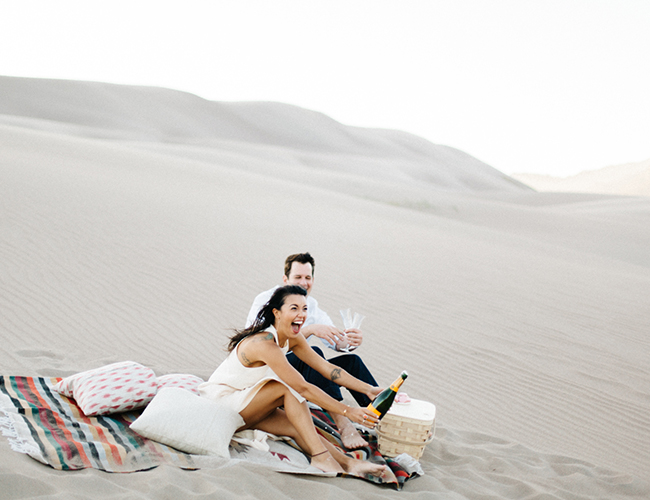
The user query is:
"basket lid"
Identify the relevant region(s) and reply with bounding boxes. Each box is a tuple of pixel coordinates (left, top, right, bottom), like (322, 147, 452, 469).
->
(387, 398, 435, 421)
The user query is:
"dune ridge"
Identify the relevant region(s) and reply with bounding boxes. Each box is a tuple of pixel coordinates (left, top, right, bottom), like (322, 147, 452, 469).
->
(1, 76, 649, 499)
(0, 75, 530, 194)
(512, 158, 650, 197)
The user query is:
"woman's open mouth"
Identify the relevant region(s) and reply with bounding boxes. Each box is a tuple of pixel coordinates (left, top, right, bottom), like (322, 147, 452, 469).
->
(291, 321, 303, 334)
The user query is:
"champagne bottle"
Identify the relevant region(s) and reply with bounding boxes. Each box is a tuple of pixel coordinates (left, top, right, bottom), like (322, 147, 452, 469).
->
(367, 371, 408, 419)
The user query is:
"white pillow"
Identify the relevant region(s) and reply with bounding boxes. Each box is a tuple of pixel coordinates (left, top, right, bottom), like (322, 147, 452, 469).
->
(156, 374, 204, 395)
(54, 361, 158, 416)
(129, 388, 244, 458)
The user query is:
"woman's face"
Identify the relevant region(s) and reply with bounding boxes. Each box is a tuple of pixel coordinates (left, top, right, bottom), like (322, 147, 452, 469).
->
(273, 294, 308, 337)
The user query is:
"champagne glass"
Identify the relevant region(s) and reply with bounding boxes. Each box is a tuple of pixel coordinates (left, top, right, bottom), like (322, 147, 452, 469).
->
(339, 309, 365, 352)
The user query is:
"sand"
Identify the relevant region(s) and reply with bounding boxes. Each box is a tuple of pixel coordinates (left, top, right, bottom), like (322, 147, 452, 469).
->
(1, 76, 649, 499)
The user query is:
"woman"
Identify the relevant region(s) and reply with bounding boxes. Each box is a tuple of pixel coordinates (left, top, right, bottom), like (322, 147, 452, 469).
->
(199, 285, 386, 475)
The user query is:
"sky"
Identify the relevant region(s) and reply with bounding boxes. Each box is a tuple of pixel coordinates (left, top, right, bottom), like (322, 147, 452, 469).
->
(1, 0, 649, 177)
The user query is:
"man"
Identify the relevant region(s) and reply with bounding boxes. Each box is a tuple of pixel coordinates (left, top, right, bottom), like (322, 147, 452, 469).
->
(246, 252, 378, 449)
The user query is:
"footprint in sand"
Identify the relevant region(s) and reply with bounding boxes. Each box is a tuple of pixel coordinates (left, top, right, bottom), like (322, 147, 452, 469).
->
(16, 349, 63, 360)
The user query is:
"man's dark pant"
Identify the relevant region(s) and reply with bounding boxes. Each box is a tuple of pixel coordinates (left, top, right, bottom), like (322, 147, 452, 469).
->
(286, 346, 377, 407)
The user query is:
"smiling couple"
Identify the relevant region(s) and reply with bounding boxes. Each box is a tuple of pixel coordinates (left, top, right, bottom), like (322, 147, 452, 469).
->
(198, 253, 383, 475)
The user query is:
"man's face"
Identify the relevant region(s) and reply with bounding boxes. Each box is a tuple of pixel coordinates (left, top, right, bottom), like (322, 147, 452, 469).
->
(283, 262, 314, 295)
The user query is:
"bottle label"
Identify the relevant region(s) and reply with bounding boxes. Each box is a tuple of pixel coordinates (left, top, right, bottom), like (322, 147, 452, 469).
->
(367, 405, 381, 417)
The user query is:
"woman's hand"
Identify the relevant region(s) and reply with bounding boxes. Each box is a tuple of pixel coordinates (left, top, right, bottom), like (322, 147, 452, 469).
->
(345, 406, 380, 429)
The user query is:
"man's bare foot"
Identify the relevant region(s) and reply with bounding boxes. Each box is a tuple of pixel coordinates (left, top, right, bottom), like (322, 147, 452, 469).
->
(310, 450, 345, 473)
(342, 457, 387, 477)
(332, 413, 368, 449)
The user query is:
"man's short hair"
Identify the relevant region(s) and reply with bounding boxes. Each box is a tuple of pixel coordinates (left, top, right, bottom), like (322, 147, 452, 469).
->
(284, 252, 315, 278)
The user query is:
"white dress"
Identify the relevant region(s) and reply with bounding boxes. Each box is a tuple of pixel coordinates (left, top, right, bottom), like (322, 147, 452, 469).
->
(198, 329, 305, 413)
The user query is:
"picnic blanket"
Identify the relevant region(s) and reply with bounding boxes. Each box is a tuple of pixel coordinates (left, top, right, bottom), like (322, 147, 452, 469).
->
(1, 376, 419, 489)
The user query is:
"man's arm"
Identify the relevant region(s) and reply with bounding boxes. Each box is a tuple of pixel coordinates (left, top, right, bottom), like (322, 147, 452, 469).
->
(304, 297, 346, 350)
(306, 297, 364, 350)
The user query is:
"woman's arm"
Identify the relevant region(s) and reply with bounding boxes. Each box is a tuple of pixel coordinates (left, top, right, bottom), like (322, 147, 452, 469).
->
(241, 334, 380, 427)
(289, 335, 381, 401)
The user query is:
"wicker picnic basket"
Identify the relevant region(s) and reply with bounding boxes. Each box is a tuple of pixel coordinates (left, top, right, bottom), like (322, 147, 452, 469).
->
(376, 398, 435, 460)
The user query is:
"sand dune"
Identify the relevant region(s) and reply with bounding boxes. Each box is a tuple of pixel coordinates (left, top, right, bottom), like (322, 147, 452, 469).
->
(0, 75, 530, 194)
(1, 76, 649, 498)
(512, 158, 650, 197)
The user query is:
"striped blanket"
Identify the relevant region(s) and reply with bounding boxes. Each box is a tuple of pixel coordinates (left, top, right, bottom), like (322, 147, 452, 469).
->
(0, 376, 195, 472)
(1, 376, 417, 489)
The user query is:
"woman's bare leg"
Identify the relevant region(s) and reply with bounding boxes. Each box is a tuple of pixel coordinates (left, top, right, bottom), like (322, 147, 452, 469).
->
(239, 382, 386, 476)
(239, 381, 343, 472)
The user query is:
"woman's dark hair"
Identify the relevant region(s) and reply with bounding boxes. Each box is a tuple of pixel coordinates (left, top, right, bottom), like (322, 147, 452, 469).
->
(227, 285, 307, 352)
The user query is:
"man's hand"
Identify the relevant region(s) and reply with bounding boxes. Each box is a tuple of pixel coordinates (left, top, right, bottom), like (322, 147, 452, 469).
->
(343, 328, 363, 348)
(301, 324, 346, 347)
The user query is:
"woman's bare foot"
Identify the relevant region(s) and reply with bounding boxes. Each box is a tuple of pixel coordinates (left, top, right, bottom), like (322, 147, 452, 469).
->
(342, 457, 387, 477)
(333, 413, 368, 449)
(310, 450, 345, 473)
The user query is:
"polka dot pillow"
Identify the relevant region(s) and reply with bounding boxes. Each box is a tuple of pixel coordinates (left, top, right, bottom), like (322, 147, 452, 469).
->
(156, 373, 204, 395)
(54, 361, 158, 416)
